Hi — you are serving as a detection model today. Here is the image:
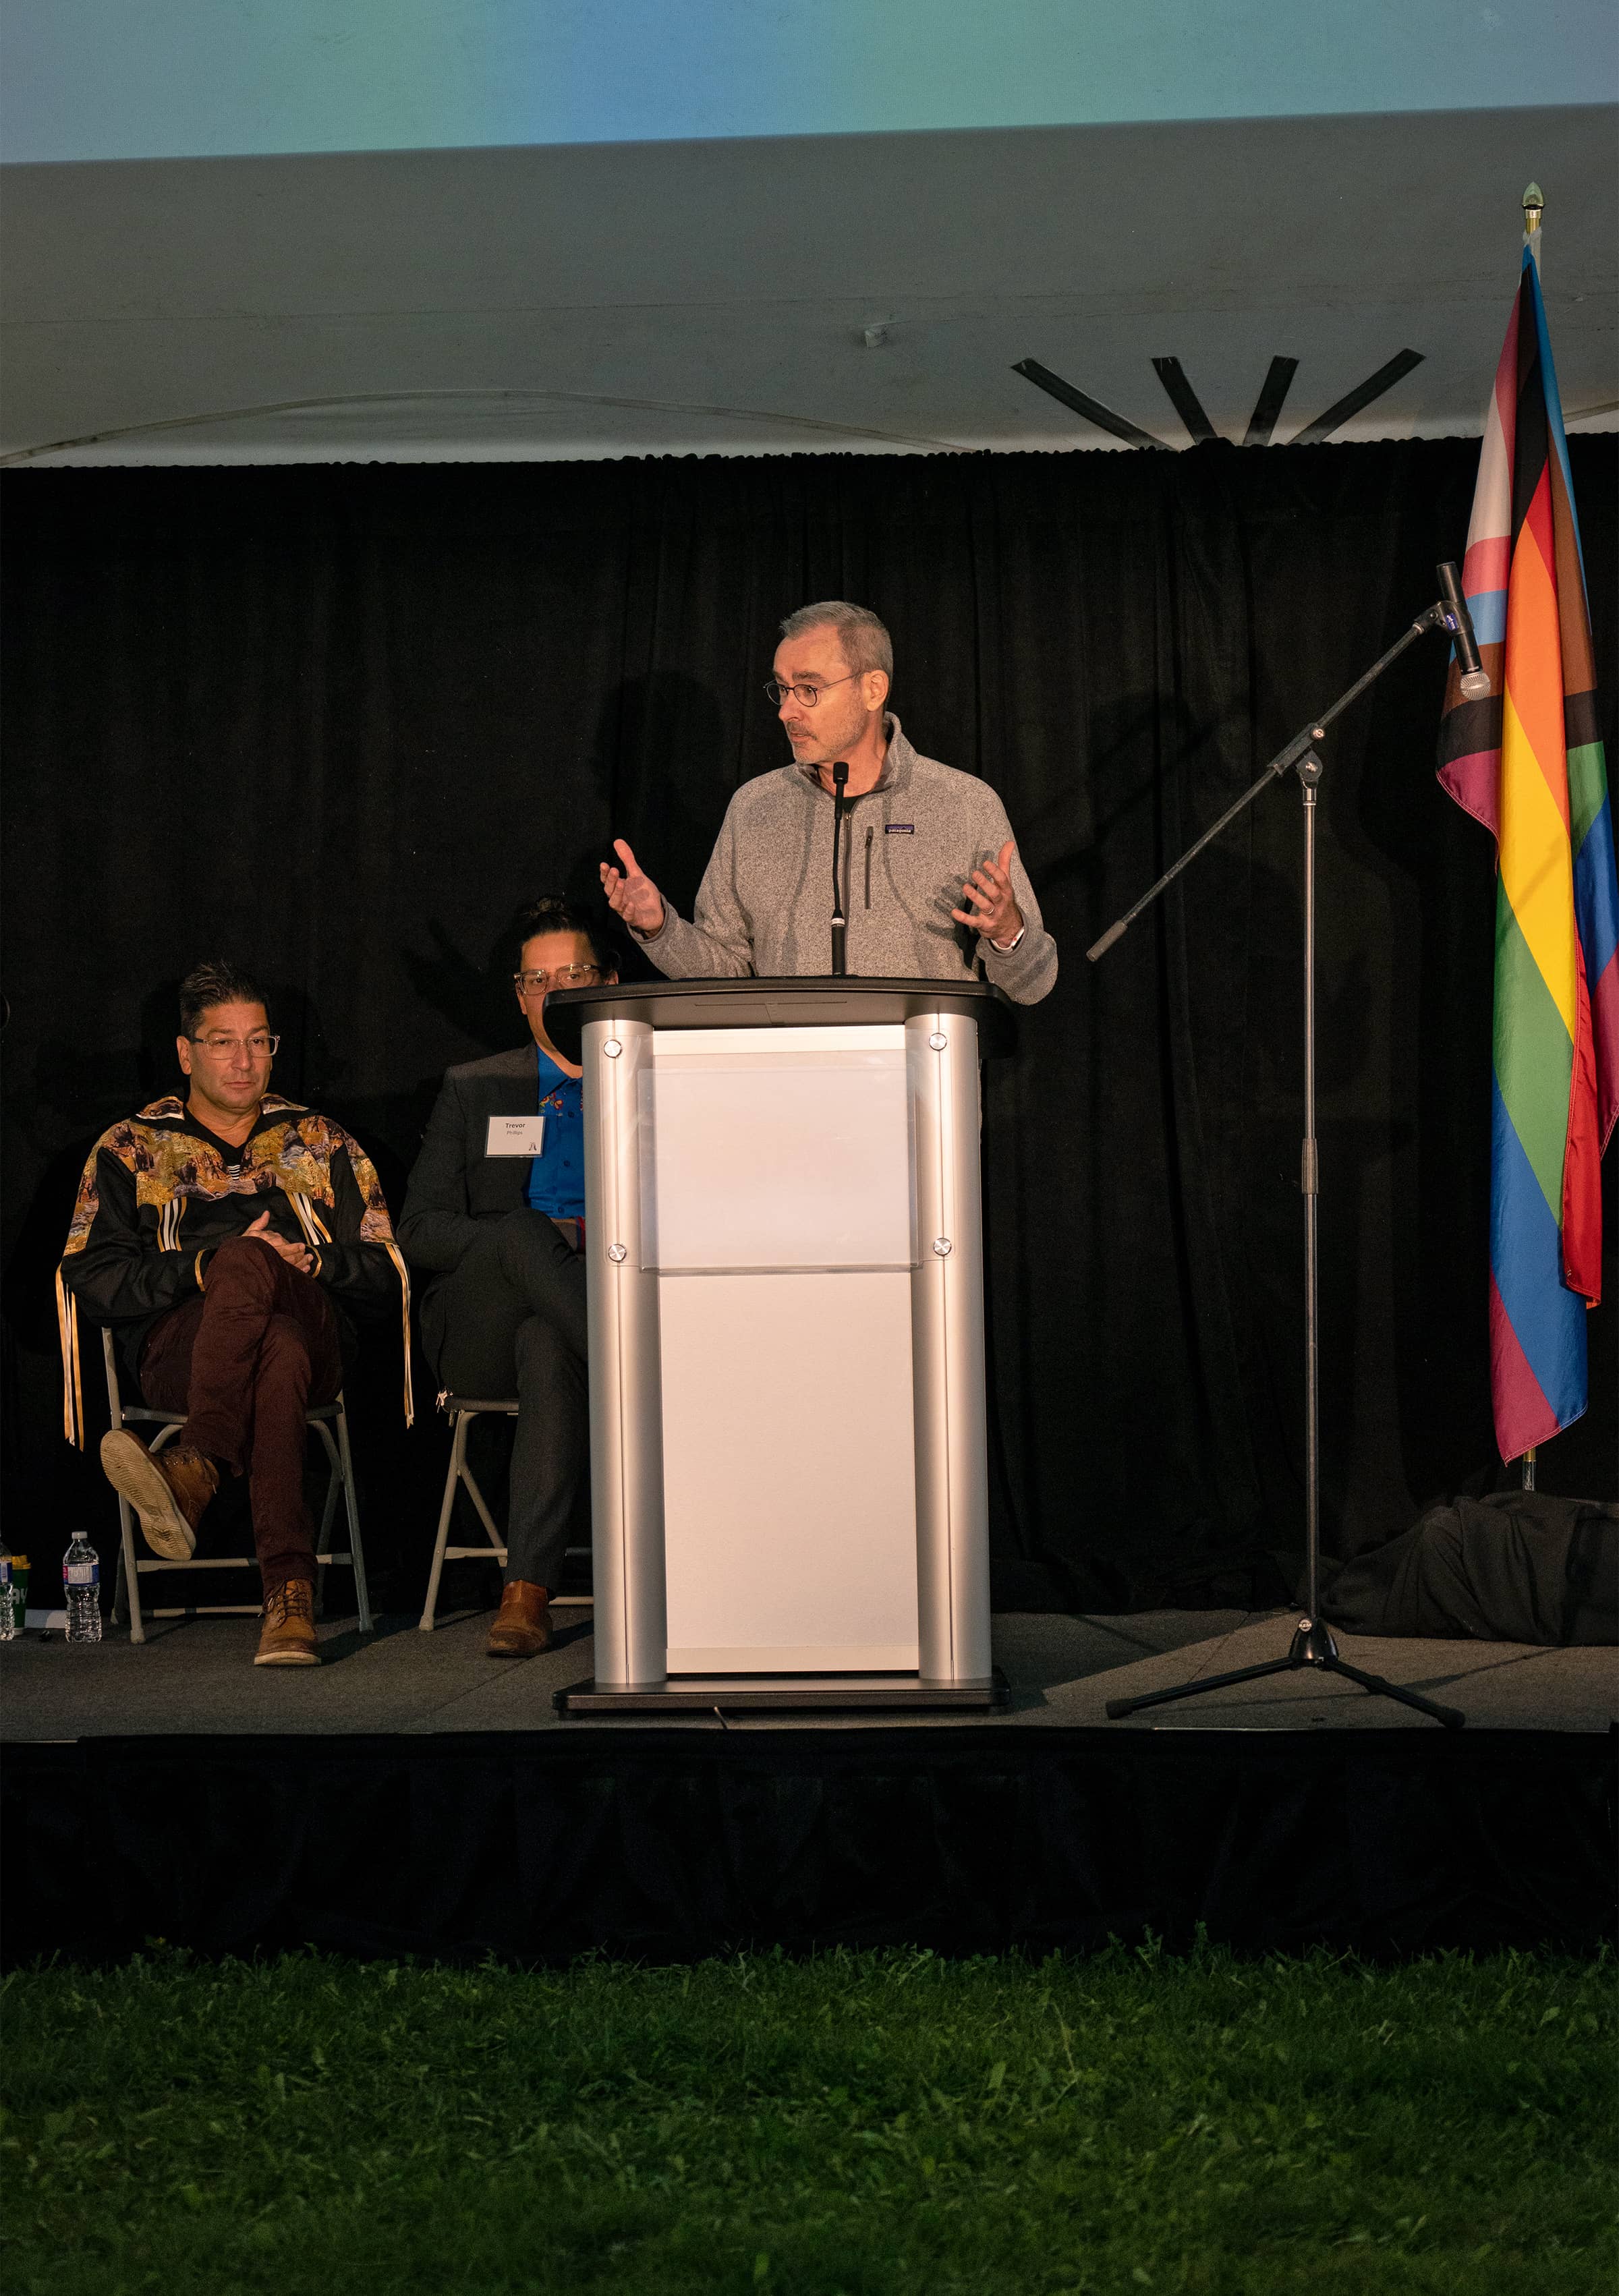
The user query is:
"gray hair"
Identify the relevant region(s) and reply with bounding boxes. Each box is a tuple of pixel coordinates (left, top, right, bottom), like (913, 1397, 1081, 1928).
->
(778, 600, 893, 683)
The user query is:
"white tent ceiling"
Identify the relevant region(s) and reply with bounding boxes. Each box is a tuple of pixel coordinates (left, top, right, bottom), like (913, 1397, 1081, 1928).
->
(3, 104, 1615, 465)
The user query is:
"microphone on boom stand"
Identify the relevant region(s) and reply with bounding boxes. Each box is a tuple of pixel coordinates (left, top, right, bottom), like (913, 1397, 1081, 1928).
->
(1086, 570, 1477, 1730)
(830, 762, 849, 975)
(1436, 560, 1492, 699)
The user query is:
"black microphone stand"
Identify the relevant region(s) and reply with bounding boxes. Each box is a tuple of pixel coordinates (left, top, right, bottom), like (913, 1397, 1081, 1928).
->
(830, 762, 850, 975)
(1090, 574, 1480, 1731)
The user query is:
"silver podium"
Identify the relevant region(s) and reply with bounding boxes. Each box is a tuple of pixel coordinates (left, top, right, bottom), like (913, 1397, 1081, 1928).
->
(545, 979, 1014, 1715)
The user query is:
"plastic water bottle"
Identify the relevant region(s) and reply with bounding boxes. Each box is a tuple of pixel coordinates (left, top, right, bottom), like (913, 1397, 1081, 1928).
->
(63, 1532, 103, 1644)
(0, 1542, 16, 1641)
(3, 1551, 28, 1636)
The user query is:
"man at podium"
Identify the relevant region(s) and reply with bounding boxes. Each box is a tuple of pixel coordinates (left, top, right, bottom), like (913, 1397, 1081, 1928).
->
(600, 602, 1056, 1003)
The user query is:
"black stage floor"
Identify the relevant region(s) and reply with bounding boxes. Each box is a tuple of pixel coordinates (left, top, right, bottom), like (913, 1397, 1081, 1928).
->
(2, 1605, 1616, 1736)
(4, 1609, 1614, 1965)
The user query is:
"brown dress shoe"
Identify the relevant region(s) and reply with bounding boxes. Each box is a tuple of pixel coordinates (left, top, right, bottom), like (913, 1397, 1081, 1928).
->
(256, 1579, 320, 1666)
(100, 1429, 218, 1559)
(486, 1580, 553, 1659)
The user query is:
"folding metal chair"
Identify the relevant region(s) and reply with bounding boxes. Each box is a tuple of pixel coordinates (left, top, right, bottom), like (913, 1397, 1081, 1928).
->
(418, 1391, 591, 1630)
(101, 1327, 372, 1642)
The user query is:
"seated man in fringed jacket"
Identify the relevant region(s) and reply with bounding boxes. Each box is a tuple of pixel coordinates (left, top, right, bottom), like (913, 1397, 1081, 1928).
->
(57, 959, 411, 1667)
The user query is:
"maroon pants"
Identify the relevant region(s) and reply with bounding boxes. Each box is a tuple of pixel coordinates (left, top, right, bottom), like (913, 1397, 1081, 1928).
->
(139, 1236, 342, 1597)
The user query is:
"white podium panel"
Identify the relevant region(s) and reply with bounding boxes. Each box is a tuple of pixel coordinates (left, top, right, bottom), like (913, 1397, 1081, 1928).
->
(660, 1271, 919, 1671)
(640, 1027, 912, 1272)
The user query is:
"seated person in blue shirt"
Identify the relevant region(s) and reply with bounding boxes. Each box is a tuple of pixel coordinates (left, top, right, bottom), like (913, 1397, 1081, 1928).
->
(399, 896, 615, 1658)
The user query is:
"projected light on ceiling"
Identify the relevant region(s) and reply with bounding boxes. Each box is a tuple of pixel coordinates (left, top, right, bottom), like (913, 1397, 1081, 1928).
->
(3, 0, 1610, 164)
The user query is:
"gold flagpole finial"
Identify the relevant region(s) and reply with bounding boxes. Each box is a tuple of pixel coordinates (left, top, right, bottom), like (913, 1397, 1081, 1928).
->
(1522, 183, 1544, 235)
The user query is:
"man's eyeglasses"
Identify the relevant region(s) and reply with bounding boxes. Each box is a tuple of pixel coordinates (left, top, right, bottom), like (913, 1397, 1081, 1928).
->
(513, 964, 602, 995)
(764, 672, 859, 710)
(188, 1032, 279, 1058)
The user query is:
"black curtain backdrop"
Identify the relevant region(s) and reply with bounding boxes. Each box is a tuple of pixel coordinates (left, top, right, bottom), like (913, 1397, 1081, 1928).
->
(3, 441, 1615, 1611)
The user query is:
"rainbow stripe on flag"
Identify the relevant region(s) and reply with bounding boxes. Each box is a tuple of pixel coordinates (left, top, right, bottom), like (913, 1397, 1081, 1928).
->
(1438, 233, 1619, 1461)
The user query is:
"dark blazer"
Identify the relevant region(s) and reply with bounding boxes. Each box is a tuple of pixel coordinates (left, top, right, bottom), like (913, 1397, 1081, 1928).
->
(398, 1046, 544, 1280)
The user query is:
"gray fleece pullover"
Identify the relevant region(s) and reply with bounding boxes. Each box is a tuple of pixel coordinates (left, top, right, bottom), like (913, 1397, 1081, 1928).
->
(635, 716, 1057, 1004)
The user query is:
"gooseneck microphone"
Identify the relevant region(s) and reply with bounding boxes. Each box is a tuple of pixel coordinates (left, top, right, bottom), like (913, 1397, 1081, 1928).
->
(830, 762, 849, 976)
(1437, 561, 1492, 699)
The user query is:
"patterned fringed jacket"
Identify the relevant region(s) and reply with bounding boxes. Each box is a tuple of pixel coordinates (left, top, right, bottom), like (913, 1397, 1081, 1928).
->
(57, 1095, 412, 1443)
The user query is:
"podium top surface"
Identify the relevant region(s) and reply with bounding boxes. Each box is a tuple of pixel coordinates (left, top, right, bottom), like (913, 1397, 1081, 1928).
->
(545, 976, 1017, 1061)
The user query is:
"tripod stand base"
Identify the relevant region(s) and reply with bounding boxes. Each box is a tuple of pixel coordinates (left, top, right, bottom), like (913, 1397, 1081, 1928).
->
(1105, 1617, 1466, 1729)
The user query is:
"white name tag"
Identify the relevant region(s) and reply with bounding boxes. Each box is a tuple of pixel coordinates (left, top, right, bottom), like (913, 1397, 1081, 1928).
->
(486, 1116, 547, 1157)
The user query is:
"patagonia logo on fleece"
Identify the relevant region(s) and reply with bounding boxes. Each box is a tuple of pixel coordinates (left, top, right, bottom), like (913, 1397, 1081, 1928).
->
(884, 823, 915, 834)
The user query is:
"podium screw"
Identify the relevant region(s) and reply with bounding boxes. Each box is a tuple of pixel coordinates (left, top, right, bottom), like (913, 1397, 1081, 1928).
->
(932, 1237, 953, 1256)
(607, 1243, 627, 1262)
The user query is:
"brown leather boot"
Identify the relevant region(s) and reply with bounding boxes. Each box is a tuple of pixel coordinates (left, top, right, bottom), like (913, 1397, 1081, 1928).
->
(255, 1579, 319, 1666)
(486, 1580, 553, 1659)
(100, 1429, 219, 1559)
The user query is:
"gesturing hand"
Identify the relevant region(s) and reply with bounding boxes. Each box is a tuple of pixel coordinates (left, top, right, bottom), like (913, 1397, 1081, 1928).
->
(244, 1207, 314, 1274)
(951, 839, 1023, 948)
(598, 838, 666, 936)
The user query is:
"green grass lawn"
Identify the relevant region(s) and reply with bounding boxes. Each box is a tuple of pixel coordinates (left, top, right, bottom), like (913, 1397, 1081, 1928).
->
(2, 1945, 1612, 2295)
